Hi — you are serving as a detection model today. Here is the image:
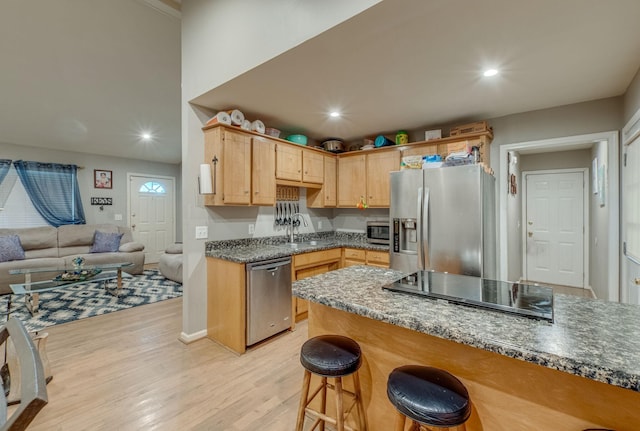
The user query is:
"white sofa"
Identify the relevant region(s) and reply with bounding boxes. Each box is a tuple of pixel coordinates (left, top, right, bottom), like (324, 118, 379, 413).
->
(0, 224, 145, 295)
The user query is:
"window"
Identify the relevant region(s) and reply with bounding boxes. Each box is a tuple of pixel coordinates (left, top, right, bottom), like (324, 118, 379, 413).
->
(13, 160, 85, 227)
(139, 181, 166, 194)
(0, 166, 48, 228)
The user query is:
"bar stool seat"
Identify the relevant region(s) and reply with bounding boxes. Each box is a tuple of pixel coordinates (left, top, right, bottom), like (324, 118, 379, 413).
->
(296, 335, 367, 431)
(387, 365, 471, 430)
(300, 334, 362, 377)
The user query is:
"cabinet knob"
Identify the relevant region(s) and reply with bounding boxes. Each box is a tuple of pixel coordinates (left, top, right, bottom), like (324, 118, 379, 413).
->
(635, 278, 640, 285)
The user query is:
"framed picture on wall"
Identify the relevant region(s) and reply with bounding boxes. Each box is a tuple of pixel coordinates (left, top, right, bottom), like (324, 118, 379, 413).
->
(94, 169, 112, 189)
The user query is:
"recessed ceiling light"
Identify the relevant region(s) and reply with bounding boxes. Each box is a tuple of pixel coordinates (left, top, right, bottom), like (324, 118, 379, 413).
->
(483, 69, 499, 77)
(329, 111, 341, 118)
(141, 132, 152, 141)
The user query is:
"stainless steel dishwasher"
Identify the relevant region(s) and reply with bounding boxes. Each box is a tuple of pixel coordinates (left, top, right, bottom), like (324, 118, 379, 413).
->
(246, 257, 292, 346)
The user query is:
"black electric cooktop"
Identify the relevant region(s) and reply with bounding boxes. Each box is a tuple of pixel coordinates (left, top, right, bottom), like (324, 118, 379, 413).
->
(384, 271, 554, 322)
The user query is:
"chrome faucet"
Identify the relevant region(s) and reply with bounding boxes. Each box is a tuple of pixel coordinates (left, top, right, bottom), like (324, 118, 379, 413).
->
(288, 213, 308, 243)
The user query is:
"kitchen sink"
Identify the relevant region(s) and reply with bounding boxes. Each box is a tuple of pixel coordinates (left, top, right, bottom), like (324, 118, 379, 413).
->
(281, 240, 332, 250)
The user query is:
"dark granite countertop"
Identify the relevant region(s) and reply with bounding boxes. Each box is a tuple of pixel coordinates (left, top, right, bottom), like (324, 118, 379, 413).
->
(292, 265, 640, 392)
(205, 232, 388, 263)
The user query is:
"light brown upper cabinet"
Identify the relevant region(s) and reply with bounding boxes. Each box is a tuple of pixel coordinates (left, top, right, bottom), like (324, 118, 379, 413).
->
(276, 143, 302, 182)
(337, 154, 366, 207)
(365, 150, 401, 207)
(307, 155, 337, 208)
(251, 136, 276, 206)
(302, 150, 324, 184)
(337, 150, 400, 208)
(204, 127, 252, 206)
(276, 143, 325, 186)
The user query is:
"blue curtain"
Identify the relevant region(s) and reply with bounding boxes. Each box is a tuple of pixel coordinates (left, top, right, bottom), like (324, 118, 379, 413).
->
(0, 159, 11, 184)
(13, 160, 86, 227)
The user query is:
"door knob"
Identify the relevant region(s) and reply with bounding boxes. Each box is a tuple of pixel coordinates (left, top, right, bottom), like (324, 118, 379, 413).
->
(528, 232, 533, 237)
(634, 278, 640, 285)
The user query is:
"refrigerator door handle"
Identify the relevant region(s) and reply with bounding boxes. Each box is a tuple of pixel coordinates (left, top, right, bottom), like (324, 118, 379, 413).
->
(423, 187, 430, 270)
(417, 187, 429, 271)
(417, 187, 423, 269)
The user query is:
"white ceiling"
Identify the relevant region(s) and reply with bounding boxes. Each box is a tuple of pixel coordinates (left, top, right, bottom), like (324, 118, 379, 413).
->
(1, 0, 640, 165)
(193, 0, 640, 144)
(0, 0, 181, 164)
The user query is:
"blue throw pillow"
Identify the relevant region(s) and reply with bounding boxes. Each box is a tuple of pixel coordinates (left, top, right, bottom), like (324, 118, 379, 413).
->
(90, 231, 124, 253)
(0, 234, 26, 262)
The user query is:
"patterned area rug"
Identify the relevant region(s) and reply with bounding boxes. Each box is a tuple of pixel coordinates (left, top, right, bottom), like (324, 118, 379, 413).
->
(0, 269, 182, 332)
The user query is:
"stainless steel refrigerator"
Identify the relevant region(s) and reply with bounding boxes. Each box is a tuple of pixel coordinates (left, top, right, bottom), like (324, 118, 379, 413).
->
(390, 165, 496, 278)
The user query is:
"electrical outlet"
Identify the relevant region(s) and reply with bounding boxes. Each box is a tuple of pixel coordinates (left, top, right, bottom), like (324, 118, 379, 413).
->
(114, 214, 123, 221)
(195, 226, 208, 239)
(318, 221, 322, 229)
(249, 224, 255, 234)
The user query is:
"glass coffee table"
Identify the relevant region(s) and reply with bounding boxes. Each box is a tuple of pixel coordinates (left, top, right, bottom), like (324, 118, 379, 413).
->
(9, 262, 133, 315)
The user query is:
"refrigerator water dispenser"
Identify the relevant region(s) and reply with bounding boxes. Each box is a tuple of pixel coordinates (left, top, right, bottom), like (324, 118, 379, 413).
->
(393, 218, 418, 253)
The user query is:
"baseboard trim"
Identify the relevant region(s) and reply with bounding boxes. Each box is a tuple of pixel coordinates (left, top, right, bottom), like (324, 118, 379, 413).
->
(179, 329, 207, 344)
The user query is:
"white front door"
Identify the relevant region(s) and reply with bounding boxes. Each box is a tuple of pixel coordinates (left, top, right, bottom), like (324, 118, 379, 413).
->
(524, 170, 586, 288)
(128, 175, 175, 264)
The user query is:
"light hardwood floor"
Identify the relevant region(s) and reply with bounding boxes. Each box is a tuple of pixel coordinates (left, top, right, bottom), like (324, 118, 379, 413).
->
(28, 298, 308, 430)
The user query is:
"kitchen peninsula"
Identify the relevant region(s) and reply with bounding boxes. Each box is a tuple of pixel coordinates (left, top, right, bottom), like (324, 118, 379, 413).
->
(293, 266, 640, 431)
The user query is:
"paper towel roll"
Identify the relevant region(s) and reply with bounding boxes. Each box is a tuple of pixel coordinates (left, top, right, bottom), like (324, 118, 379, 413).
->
(241, 119, 251, 130)
(226, 109, 245, 126)
(251, 120, 265, 134)
(205, 111, 231, 126)
(199, 164, 212, 194)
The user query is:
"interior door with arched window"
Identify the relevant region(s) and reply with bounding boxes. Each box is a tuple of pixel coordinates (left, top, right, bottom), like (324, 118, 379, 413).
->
(128, 174, 175, 264)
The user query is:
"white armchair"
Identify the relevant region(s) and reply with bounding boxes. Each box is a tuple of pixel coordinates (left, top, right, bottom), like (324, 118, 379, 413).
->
(158, 243, 182, 283)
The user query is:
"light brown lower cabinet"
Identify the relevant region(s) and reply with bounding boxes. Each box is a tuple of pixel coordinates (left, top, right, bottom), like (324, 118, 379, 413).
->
(343, 247, 390, 268)
(292, 248, 342, 322)
(207, 257, 247, 354)
(366, 250, 390, 268)
(206, 248, 390, 353)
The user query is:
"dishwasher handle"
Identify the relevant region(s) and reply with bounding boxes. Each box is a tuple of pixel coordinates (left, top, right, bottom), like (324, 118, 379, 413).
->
(248, 259, 291, 272)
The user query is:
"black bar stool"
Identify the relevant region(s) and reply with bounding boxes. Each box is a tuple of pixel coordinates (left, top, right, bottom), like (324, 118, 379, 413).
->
(295, 335, 367, 431)
(387, 365, 471, 431)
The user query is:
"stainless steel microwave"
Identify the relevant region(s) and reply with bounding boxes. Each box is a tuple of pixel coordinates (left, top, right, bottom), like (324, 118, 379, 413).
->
(367, 221, 390, 245)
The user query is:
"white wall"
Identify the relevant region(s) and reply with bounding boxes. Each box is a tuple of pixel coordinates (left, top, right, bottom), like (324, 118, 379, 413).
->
(624, 67, 640, 123)
(182, 0, 382, 102)
(180, 0, 382, 339)
(489, 99, 621, 295)
(203, 194, 335, 241)
(517, 148, 611, 295)
(0, 142, 181, 236)
(622, 70, 640, 304)
(332, 208, 389, 232)
(505, 151, 522, 281)
(590, 141, 610, 299)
